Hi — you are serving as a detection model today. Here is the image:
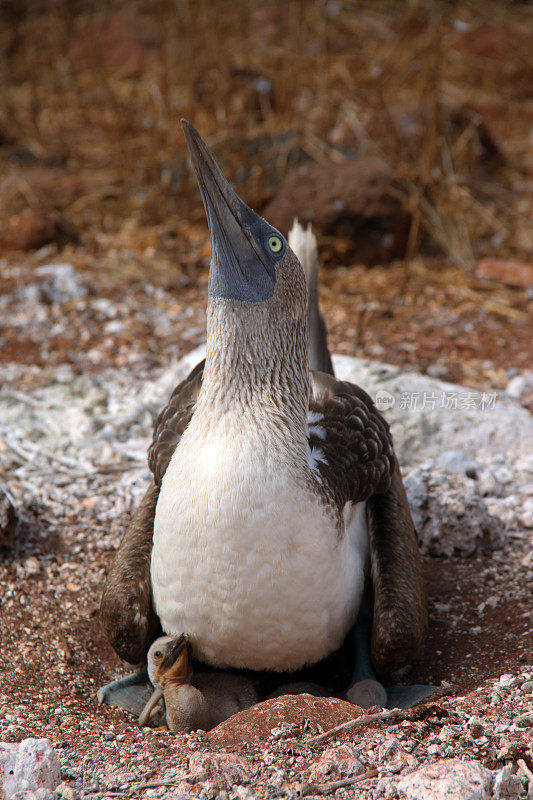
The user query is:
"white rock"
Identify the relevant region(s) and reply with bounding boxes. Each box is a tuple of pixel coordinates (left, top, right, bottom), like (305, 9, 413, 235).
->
(518, 497, 533, 528)
(307, 744, 364, 781)
(396, 758, 492, 800)
(492, 765, 524, 798)
(498, 674, 519, 688)
(515, 711, 533, 728)
(333, 354, 533, 466)
(34, 263, 87, 304)
(375, 776, 396, 797)
(436, 449, 479, 477)
(403, 466, 504, 556)
(505, 374, 529, 399)
(234, 789, 256, 800)
(56, 782, 78, 800)
(23, 557, 41, 577)
(0, 739, 60, 799)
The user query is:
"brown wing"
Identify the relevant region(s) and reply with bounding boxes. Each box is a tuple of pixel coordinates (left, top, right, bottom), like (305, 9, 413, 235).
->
(309, 370, 395, 510)
(309, 370, 427, 673)
(367, 457, 427, 672)
(100, 361, 204, 664)
(148, 359, 204, 485)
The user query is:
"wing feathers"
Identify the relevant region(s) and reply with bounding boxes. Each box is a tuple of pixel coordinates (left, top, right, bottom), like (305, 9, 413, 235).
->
(368, 458, 427, 672)
(148, 360, 204, 485)
(309, 371, 395, 510)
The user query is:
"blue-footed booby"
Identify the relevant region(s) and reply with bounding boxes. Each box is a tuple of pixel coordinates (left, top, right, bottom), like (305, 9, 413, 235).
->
(98, 121, 431, 727)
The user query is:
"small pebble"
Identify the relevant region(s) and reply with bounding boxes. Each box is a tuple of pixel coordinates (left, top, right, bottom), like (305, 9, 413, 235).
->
(56, 783, 79, 800)
(492, 765, 524, 799)
(505, 374, 528, 398)
(498, 674, 521, 688)
(23, 557, 41, 576)
(468, 716, 484, 739)
(515, 711, 533, 728)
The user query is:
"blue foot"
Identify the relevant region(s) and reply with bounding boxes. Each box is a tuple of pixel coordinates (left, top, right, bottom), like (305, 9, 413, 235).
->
(97, 668, 163, 720)
(345, 618, 436, 710)
(346, 618, 387, 708)
(385, 683, 438, 709)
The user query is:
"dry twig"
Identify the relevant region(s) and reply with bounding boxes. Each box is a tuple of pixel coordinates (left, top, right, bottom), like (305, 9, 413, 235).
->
(518, 759, 533, 787)
(300, 767, 378, 796)
(98, 772, 207, 797)
(305, 708, 402, 746)
(306, 685, 454, 746)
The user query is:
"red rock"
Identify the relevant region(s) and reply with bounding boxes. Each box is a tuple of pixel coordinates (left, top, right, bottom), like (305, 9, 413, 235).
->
(3, 207, 58, 251)
(264, 159, 411, 264)
(475, 258, 533, 288)
(209, 693, 363, 747)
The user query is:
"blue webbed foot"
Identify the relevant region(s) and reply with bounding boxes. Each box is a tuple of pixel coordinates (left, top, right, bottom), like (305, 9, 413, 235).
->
(346, 618, 437, 709)
(385, 683, 438, 709)
(97, 668, 162, 720)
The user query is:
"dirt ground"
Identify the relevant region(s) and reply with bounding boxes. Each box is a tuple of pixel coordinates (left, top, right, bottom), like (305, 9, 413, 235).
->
(0, 2, 532, 798)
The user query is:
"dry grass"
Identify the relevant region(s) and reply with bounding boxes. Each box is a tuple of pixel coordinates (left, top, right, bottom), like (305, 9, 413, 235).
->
(0, 0, 532, 267)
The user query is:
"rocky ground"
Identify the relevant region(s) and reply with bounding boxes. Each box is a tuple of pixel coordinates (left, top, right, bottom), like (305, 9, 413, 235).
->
(1, 3, 532, 797)
(0, 256, 532, 800)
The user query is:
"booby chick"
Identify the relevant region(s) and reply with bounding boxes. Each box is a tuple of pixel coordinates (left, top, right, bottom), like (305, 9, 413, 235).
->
(99, 120, 431, 716)
(138, 634, 257, 732)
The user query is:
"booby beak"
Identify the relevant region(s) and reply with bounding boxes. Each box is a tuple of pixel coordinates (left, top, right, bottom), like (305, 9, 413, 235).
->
(182, 119, 286, 304)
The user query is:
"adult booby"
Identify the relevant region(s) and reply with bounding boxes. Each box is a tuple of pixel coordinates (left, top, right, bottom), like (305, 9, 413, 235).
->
(99, 121, 430, 717)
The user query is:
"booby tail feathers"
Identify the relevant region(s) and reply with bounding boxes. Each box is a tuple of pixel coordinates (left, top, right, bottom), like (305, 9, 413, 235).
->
(288, 219, 334, 376)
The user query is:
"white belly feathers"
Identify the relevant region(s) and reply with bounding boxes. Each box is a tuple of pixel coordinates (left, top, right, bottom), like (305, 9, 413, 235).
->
(151, 416, 368, 671)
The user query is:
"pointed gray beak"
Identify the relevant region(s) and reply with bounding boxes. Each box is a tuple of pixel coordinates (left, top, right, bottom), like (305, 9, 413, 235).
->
(182, 119, 282, 303)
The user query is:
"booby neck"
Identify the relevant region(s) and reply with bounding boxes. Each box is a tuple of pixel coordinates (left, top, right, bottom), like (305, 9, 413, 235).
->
(194, 293, 311, 463)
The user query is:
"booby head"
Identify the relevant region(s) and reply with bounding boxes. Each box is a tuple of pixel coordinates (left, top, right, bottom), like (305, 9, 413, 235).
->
(182, 120, 308, 339)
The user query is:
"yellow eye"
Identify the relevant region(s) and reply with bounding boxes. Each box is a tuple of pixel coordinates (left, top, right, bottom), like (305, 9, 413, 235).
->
(268, 235, 283, 254)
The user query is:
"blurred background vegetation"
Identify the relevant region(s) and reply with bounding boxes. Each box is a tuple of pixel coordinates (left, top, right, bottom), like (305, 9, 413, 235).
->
(0, 0, 531, 388)
(1, 0, 532, 260)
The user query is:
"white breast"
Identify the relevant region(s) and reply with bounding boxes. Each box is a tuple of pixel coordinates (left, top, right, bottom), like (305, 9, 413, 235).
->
(152, 415, 368, 671)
